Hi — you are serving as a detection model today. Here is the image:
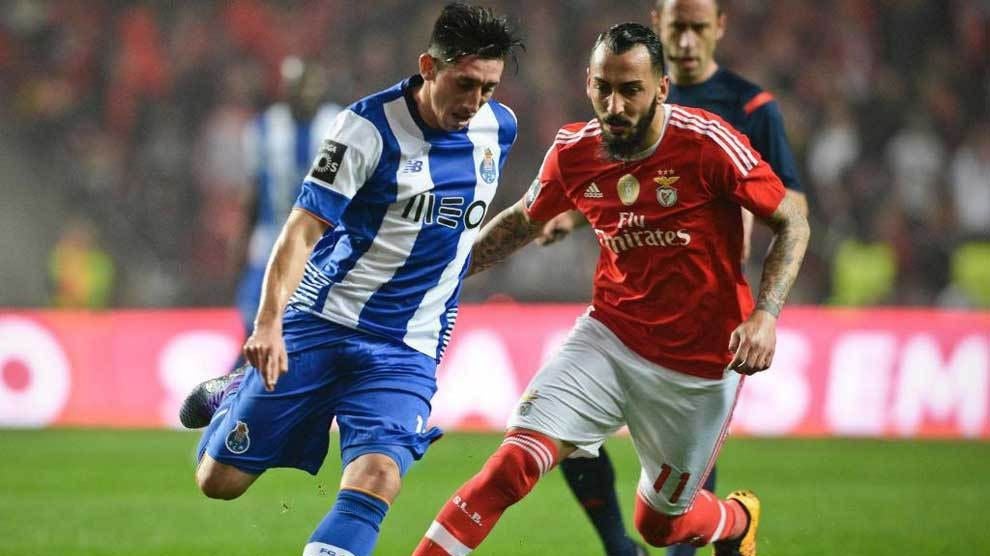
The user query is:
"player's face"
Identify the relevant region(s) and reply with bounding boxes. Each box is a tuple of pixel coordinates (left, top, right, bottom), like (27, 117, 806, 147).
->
(420, 54, 504, 131)
(654, 0, 725, 84)
(587, 44, 668, 159)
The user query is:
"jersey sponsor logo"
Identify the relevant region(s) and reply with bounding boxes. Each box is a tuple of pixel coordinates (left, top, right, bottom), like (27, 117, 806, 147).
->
(654, 170, 680, 207)
(402, 159, 424, 174)
(225, 420, 251, 454)
(584, 182, 603, 199)
(524, 178, 542, 209)
(617, 174, 640, 206)
(402, 193, 488, 230)
(617, 211, 646, 229)
(479, 147, 498, 184)
(594, 227, 692, 254)
(310, 140, 348, 184)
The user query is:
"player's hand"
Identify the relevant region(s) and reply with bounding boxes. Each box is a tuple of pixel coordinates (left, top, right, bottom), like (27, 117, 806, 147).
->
(536, 211, 579, 246)
(243, 324, 288, 391)
(727, 310, 777, 375)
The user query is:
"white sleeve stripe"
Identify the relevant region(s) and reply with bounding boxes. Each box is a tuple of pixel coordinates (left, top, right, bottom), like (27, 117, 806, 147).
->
(555, 120, 600, 139)
(668, 118, 751, 176)
(297, 282, 321, 295)
(305, 263, 333, 285)
(671, 107, 757, 166)
(425, 521, 473, 556)
(670, 112, 757, 171)
(671, 107, 759, 167)
(555, 129, 602, 146)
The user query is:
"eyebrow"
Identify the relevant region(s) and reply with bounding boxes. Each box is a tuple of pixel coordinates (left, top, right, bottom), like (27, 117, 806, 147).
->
(457, 75, 500, 87)
(593, 77, 646, 87)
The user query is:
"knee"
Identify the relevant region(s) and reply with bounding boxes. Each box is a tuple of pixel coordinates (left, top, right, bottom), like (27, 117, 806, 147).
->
(195, 461, 248, 500)
(341, 454, 402, 503)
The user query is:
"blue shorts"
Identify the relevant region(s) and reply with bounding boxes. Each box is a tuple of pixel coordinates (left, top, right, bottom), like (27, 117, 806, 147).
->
(199, 322, 443, 476)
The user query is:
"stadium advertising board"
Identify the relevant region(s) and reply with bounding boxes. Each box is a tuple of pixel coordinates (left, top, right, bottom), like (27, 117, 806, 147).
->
(1, 306, 988, 438)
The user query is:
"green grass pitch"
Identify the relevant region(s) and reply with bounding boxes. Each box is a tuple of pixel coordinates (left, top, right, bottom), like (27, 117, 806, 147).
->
(1, 430, 988, 555)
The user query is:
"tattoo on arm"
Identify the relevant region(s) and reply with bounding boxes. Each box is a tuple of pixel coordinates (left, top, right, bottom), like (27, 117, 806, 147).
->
(755, 196, 810, 317)
(468, 202, 545, 276)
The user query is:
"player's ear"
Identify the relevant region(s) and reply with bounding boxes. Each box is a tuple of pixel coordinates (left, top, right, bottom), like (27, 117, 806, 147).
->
(715, 12, 727, 41)
(656, 74, 670, 104)
(419, 53, 438, 82)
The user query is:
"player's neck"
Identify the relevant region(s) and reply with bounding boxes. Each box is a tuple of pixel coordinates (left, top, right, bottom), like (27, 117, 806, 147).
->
(621, 106, 668, 162)
(412, 81, 441, 129)
(671, 62, 719, 87)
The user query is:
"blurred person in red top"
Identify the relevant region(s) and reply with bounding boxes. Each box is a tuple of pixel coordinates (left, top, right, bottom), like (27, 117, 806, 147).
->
(414, 23, 808, 556)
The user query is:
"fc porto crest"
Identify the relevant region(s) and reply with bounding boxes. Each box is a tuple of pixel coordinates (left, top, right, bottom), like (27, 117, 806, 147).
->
(479, 147, 498, 184)
(225, 420, 251, 454)
(617, 174, 640, 206)
(654, 169, 680, 207)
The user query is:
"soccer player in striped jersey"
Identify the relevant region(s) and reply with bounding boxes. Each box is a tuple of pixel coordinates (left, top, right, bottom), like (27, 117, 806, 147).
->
(179, 4, 523, 556)
(235, 57, 342, 342)
(414, 23, 808, 556)
(545, 3, 808, 554)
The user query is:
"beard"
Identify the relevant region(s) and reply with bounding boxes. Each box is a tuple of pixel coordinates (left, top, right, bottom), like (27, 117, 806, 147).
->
(598, 95, 659, 161)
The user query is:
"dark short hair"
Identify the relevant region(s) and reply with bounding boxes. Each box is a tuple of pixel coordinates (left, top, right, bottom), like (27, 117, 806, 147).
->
(427, 2, 525, 66)
(591, 22, 666, 76)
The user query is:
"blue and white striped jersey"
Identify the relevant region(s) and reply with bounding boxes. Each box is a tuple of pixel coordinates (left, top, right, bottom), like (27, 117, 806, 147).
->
(287, 75, 517, 361)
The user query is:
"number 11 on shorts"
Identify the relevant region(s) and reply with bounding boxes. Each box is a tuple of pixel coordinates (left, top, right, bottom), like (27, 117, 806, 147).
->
(653, 463, 691, 504)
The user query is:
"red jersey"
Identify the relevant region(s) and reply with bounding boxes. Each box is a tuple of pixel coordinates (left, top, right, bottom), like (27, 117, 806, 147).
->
(525, 105, 785, 379)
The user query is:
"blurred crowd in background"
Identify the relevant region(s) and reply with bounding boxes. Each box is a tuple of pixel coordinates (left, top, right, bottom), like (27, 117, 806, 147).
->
(1, 0, 988, 310)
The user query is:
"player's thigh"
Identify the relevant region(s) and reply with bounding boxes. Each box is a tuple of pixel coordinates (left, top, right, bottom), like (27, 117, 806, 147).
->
(507, 314, 626, 458)
(202, 347, 340, 476)
(334, 342, 442, 478)
(621, 362, 742, 514)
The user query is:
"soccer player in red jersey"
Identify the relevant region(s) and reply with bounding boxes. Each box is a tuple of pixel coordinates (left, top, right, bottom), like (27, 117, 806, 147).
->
(550, 3, 811, 554)
(413, 23, 808, 556)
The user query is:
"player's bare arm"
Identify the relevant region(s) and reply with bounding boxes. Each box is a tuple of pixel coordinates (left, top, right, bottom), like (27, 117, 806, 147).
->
(536, 209, 588, 246)
(755, 193, 810, 316)
(729, 193, 809, 374)
(741, 189, 808, 263)
(244, 208, 329, 390)
(468, 199, 545, 276)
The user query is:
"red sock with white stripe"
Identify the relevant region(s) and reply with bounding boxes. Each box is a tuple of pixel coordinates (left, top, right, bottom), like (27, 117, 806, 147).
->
(413, 431, 558, 555)
(634, 489, 747, 547)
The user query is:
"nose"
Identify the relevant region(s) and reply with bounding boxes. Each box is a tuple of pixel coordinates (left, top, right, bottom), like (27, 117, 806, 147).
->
(678, 30, 696, 51)
(469, 86, 485, 109)
(606, 92, 625, 115)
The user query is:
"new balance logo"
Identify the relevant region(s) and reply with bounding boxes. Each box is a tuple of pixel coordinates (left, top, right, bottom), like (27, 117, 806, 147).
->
(402, 159, 424, 173)
(584, 182, 603, 199)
